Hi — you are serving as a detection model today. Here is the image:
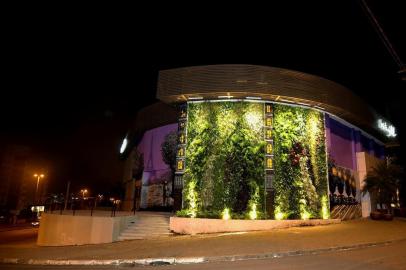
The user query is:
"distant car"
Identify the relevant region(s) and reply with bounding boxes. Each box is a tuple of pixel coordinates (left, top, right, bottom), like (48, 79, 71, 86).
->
(31, 221, 40, 227)
(31, 215, 41, 227)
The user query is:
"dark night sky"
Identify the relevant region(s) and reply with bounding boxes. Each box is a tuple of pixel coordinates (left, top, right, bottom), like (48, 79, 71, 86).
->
(1, 1, 405, 196)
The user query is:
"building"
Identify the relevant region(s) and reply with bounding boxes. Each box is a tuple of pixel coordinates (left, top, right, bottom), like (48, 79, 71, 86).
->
(121, 65, 397, 220)
(121, 103, 178, 211)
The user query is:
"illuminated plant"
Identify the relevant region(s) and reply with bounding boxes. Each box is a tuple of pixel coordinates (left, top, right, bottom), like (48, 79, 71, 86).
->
(273, 104, 328, 219)
(249, 203, 257, 220)
(184, 180, 198, 218)
(321, 195, 330, 219)
(181, 101, 265, 219)
(274, 205, 286, 220)
(222, 208, 231, 220)
(300, 203, 311, 220)
(248, 182, 260, 220)
(307, 111, 322, 186)
(179, 101, 328, 220)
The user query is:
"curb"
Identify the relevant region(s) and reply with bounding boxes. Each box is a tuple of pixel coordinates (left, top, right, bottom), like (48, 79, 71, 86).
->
(1, 238, 405, 266)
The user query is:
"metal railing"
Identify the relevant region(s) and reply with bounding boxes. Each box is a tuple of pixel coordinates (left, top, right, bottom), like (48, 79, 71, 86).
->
(44, 198, 122, 217)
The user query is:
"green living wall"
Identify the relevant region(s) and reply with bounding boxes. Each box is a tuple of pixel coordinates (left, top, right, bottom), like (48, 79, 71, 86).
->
(179, 101, 329, 220)
(181, 101, 265, 219)
(273, 104, 329, 220)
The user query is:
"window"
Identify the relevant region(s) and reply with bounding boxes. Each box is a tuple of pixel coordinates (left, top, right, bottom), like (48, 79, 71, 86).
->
(266, 143, 273, 154)
(266, 129, 272, 139)
(266, 104, 272, 113)
(266, 158, 273, 169)
(266, 117, 272, 126)
(177, 160, 184, 171)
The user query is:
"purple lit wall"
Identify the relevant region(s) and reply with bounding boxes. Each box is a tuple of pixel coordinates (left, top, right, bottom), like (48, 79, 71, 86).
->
(137, 123, 178, 185)
(325, 115, 384, 170)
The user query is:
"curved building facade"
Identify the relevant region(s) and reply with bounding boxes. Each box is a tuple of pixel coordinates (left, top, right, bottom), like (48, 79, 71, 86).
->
(122, 65, 395, 220)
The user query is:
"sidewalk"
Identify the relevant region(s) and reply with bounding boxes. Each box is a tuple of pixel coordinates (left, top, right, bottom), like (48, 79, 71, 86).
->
(1, 219, 406, 265)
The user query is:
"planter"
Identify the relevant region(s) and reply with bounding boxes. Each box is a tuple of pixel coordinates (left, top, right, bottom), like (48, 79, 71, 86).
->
(370, 211, 383, 220)
(170, 217, 341, 235)
(383, 213, 394, 221)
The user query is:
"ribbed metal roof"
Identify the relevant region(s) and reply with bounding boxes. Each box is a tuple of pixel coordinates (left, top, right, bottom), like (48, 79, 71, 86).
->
(157, 64, 384, 140)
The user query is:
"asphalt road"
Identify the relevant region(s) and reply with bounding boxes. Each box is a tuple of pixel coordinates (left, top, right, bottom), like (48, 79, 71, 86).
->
(2, 239, 406, 270)
(0, 227, 37, 245)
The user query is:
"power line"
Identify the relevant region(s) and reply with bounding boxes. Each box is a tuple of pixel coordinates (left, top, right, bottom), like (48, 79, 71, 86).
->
(359, 0, 405, 80)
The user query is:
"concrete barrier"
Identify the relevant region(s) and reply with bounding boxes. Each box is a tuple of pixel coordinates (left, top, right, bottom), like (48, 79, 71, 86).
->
(170, 217, 341, 235)
(37, 213, 136, 246)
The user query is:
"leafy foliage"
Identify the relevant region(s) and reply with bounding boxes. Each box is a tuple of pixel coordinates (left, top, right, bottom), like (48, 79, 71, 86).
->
(161, 130, 178, 171)
(362, 162, 402, 213)
(179, 102, 329, 220)
(273, 104, 328, 219)
(182, 101, 265, 218)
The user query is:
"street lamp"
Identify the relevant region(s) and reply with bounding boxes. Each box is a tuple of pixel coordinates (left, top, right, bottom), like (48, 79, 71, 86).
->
(80, 189, 88, 199)
(33, 174, 44, 204)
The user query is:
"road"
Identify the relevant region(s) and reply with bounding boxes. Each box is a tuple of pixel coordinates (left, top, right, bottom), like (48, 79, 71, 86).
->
(2, 239, 406, 270)
(0, 227, 37, 246)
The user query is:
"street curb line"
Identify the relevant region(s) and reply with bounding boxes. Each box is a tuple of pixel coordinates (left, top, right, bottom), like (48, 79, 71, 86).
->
(1, 238, 405, 266)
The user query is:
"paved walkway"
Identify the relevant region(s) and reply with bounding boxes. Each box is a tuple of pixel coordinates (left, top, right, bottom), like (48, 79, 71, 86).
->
(1, 219, 406, 262)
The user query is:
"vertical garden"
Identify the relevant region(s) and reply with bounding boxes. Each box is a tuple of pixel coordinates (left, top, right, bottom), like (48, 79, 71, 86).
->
(178, 101, 329, 220)
(181, 101, 265, 219)
(273, 104, 329, 220)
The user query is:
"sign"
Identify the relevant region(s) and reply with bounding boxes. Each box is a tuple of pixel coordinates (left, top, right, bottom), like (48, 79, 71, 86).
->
(377, 119, 396, 138)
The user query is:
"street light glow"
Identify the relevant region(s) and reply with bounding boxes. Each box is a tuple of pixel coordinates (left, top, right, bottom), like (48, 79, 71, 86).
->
(80, 189, 88, 198)
(33, 173, 45, 204)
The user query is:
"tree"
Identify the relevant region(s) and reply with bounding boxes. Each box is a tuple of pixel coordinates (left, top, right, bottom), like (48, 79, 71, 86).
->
(362, 162, 403, 214)
(161, 130, 178, 196)
(161, 131, 178, 172)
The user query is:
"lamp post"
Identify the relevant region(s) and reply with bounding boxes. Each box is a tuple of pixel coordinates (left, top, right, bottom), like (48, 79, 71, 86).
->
(80, 189, 88, 199)
(33, 174, 44, 204)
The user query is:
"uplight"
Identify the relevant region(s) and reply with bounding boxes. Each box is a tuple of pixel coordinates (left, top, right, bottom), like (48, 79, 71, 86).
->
(249, 203, 257, 220)
(222, 208, 231, 220)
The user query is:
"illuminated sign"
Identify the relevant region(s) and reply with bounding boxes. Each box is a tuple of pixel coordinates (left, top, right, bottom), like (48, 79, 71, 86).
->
(377, 119, 397, 138)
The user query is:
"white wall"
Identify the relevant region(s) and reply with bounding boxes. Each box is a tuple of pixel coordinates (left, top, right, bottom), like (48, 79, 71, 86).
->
(170, 217, 341, 235)
(37, 213, 136, 246)
(356, 152, 384, 217)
